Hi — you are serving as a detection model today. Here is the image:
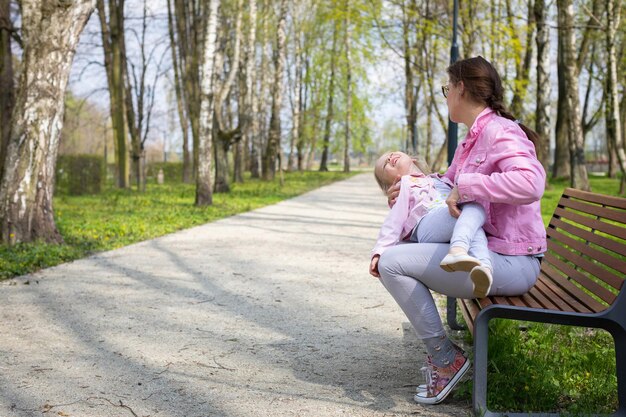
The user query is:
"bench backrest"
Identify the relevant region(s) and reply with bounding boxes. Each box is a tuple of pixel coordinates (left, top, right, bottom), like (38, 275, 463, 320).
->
(542, 187, 626, 313)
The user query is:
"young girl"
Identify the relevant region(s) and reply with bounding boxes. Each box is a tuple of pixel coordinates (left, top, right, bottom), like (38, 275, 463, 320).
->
(369, 151, 493, 298)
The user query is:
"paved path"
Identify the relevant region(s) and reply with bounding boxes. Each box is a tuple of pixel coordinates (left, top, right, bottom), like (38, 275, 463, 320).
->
(0, 173, 471, 417)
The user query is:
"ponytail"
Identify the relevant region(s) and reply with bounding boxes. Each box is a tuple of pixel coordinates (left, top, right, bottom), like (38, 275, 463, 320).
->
(489, 99, 540, 151)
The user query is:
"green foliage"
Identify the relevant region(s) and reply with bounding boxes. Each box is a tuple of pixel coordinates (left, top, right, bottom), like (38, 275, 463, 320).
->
(56, 154, 105, 195)
(483, 320, 617, 414)
(0, 171, 357, 280)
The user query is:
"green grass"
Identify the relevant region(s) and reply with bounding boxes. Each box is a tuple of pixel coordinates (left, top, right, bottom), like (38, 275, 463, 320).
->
(0, 170, 357, 279)
(459, 173, 622, 415)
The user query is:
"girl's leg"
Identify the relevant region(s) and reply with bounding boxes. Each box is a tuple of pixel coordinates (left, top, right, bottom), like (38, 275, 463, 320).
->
(439, 203, 486, 272)
(450, 203, 486, 252)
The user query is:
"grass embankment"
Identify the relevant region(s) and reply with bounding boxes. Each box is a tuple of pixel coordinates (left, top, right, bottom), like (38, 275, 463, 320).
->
(459, 174, 621, 414)
(0, 170, 357, 280)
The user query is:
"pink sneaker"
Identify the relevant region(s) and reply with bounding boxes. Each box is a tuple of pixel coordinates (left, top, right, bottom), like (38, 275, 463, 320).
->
(413, 350, 470, 404)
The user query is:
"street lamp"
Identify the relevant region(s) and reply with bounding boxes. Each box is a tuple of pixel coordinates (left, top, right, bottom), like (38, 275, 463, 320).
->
(447, 0, 459, 166)
(446, 0, 464, 331)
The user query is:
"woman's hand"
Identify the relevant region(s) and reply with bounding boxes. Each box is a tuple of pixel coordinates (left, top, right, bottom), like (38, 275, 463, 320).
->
(446, 186, 462, 218)
(386, 175, 402, 207)
(369, 255, 381, 278)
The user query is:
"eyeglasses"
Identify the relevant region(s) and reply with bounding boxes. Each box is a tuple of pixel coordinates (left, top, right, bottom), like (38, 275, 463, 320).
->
(441, 85, 449, 98)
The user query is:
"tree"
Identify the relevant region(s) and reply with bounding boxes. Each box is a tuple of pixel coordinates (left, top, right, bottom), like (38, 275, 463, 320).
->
(534, 0, 551, 173)
(213, 0, 243, 193)
(0, 0, 95, 244)
(557, 0, 590, 190)
(125, 0, 167, 192)
(166, 0, 193, 183)
(262, 0, 288, 180)
(236, 0, 258, 182)
(0, 0, 15, 186)
(319, 20, 338, 172)
(343, 0, 352, 172)
(195, 0, 219, 206)
(604, 0, 626, 193)
(96, 0, 129, 188)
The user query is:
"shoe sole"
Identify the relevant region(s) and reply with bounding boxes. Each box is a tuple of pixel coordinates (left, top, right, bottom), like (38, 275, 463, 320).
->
(413, 358, 471, 405)
(471, 267, 492, 298)
(440, 259, 480, 272)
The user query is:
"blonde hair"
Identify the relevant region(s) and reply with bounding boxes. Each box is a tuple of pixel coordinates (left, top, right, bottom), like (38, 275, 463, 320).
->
(374, 153, 432, 192)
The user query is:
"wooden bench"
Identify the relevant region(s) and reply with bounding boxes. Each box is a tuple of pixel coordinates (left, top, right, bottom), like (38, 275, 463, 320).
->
(457, 187, 626, 417)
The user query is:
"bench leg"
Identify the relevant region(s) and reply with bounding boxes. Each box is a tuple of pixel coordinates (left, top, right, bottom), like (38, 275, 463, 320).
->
(473, 309, 489, 416)
(616, 332, 626, 416)
(446, 296, 465, 330)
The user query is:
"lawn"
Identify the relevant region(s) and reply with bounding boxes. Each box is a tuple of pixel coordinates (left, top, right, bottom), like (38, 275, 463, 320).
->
(0, 170, 357, 279)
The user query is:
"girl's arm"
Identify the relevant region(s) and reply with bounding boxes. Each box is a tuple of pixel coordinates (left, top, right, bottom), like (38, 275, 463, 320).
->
(371, 176, 411, 257)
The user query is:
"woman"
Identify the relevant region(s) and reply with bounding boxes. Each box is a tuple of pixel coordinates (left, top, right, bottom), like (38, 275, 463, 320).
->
(377, 56, 546, 405)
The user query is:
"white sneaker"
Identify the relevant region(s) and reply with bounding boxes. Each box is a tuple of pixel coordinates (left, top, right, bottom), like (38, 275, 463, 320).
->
(440, 253, 481, 272)
(470, 265, 493, 298)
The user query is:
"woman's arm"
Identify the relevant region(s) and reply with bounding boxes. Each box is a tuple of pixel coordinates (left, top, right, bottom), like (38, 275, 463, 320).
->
(456, 134, 546, 205)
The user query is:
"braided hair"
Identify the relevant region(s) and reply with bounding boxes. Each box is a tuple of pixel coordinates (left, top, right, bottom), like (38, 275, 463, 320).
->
(446, 56, 540, 148)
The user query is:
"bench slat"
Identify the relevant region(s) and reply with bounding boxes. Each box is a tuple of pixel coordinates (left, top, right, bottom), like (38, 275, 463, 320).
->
(531, 263, 599, 312)
(550, 216, 626, 261)
(553, 206, 626, 242)
(546, 227, 625, 290)
(534, 274, 591, 312)
(558, 194, 626, 226)
(544, 244, 618, 304)
(563, 187, 626, 209)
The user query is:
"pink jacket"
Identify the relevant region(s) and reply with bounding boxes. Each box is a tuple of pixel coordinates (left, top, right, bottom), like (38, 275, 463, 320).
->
(443, 108, 547, 256)
(371, 173, 445, 257)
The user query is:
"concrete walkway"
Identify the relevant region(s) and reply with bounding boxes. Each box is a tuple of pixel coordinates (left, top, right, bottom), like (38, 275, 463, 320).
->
(0, 173, 471, 417)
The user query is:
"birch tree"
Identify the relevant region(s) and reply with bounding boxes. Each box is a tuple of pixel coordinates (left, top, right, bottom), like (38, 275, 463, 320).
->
(604, 0, 626, 193)
(196, 0, 219, 206)
(213, 0, 243, 193)
(557, 0, 590, 190)
(0, 0, 95, 244)
(236, 0, 257, 182)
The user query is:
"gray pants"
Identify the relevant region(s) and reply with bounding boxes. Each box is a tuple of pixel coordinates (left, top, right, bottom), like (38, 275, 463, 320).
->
(378, 206, 540, 340)
(411, 204, 491, 270)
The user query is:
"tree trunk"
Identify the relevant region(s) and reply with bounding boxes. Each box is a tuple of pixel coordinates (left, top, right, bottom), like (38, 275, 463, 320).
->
(0, 0, 95, 244)
(213, 0, 243, 192)
(557, 0, 589, 190)
(534, 0, 551, 173)
(553, 31, 570, 178)
(166, 0, 192, 183)
(262, 0, 287, 180)
(509, 0, 535, 118)
(252, 0, 272, 178)
(96, 0, 128, 189)
(343, 0, 351, 173)
(402, 1, 417, 155)
(288, 32, 302, 172)
(319, 22, 337, 172)
(604, 0, 625, 194)
(236, 0, 256, 184)
(0, 0, 14, 186)
(195, 0, 219, 206)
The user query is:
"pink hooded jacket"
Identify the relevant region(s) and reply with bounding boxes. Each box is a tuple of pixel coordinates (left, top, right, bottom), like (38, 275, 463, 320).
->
(443, 108, 547, 256)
